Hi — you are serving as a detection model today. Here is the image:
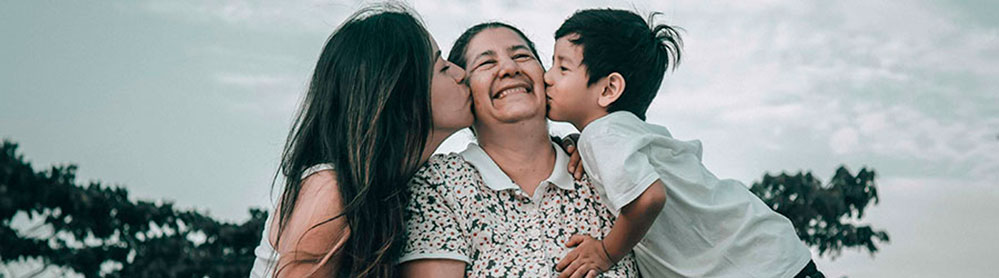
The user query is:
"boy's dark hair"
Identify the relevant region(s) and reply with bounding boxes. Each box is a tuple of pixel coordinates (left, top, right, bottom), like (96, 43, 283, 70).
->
(555, 9, 682, 120)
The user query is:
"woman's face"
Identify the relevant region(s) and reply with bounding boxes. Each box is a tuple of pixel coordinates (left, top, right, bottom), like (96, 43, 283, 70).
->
(429, 37, 473, 132)
(462, 28, 546, 126)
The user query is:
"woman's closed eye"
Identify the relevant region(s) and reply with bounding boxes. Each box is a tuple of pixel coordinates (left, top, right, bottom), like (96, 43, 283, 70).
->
(475, 60, 496, 70)
(513, 54, 533, 61)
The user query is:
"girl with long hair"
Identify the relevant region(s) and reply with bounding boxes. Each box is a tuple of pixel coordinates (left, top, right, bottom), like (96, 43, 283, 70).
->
(249, 4, 472, 277)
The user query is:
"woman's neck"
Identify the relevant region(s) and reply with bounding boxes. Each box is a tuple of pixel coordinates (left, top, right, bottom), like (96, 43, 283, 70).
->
(475, 118, 555, 196)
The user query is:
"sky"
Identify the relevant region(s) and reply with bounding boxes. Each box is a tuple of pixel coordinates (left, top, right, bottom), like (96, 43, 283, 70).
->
(1, 0, 997, 277)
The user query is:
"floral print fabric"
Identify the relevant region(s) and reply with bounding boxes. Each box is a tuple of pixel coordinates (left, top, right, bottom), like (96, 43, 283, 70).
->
(401, 153, 639, 278)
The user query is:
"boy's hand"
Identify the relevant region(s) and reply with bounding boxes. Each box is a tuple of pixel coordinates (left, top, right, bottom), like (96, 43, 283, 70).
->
(556, 235, 613, 278)
(559, 133, 585, 181)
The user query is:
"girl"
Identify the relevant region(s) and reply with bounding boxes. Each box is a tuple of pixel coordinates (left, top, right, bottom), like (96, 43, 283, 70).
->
(249, 4, 473, 277)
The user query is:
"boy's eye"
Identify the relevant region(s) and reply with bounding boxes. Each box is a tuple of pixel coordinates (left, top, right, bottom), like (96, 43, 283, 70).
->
(560, 66, 569, 72)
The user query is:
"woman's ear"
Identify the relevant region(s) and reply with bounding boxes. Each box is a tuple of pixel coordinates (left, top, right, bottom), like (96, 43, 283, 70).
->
(597, 72, 626, 108)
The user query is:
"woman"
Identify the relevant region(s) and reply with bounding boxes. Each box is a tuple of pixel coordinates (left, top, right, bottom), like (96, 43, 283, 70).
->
(398, 23, 640, 277)
(248, 4, 472, 277)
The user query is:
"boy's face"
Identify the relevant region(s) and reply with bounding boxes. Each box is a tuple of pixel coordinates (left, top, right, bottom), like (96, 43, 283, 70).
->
(544, 34, 603, 129)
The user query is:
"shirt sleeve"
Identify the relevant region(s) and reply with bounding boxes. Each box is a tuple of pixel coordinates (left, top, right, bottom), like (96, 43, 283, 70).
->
(579, 133, 661, 212)
(399, 154, 472, 264)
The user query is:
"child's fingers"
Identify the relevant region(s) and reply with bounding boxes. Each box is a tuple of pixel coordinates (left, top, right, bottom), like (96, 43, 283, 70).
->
(565, 235, 586, 247)
(570, 265, 593, 278)
(558, 260, 583, 278)
(574, 163, 584, 180)
(585, 269, 598, 278)
(567, 146, 580, 174)
(555, 250, 577, 271)
(560, 135, 577, 155)
(567, 133, 581, 145)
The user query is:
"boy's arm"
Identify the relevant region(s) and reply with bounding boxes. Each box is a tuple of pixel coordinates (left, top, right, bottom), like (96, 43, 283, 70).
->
(602, 179, 666, 262)
(556, 180, 666, 278)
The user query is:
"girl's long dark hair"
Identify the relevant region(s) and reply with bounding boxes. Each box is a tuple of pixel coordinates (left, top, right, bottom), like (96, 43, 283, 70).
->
(272, 4, 432, 277)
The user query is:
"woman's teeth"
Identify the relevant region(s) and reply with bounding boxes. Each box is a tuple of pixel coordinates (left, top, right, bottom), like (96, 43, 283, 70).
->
(496, 87, 529, 99)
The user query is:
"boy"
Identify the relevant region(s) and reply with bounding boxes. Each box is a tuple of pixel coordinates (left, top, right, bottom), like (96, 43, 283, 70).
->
(545, 9, 823, 278)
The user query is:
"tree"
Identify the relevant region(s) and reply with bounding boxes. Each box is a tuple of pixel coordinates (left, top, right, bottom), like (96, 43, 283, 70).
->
(750, 166, 890, 258)
(2, 137, 890, 276)
(1, 140, 266, 277)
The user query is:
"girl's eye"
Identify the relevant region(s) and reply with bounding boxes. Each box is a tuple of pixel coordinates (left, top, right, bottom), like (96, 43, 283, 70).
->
(441, 65, 450, 72)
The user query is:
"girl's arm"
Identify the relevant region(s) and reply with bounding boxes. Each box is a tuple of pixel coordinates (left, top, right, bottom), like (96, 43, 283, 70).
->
(400, 259, 466, 278)
(270, 170, 350, 277)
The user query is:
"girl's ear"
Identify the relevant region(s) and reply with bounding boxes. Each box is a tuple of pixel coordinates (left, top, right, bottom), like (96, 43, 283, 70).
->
(597, 72, 626, 108)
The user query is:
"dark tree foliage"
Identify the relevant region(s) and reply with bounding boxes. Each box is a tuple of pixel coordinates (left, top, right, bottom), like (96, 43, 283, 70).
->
(2, 136, 890, 276)
(750, 166, 890, 258)
(1, 140, 266, 277)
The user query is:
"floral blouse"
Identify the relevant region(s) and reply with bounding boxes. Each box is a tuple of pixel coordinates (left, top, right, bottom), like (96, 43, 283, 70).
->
(400, 143, 640, 277)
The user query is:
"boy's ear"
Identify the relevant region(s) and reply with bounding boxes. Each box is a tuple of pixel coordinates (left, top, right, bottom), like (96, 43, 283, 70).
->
(597, 72, 626, 108)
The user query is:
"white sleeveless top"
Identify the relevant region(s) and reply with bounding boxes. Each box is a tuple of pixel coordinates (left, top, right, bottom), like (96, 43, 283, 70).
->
(248, 164, 335, 278)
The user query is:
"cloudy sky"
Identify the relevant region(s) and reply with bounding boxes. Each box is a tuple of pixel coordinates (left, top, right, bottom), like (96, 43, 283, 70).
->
(2, 0, 997, 277)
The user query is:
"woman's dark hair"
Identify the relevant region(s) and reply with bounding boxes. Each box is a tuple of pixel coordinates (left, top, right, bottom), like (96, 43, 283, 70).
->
(272, 4, 433, 277)
(555, 8, 683, 120)
(448, 22, 542, 69)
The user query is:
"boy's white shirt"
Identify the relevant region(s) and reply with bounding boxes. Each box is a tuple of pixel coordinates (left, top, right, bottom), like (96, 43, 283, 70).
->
(577, 111, 812, 278)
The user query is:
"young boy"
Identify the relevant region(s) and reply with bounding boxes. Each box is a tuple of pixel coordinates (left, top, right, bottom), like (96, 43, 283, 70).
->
(546, 9, 823, 278)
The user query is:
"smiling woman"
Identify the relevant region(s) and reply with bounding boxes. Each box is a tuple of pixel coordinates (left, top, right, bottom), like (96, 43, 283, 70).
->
(397, 22, 641, 278)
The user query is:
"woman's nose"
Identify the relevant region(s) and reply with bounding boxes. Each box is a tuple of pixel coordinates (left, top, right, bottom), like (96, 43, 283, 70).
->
(497, 57, 520, 78)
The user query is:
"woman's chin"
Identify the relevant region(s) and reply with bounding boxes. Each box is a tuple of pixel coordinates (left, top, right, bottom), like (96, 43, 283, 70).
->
(493, 106, 545, 124)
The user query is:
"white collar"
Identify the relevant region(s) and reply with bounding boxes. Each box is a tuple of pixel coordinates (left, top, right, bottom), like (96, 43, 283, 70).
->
(459, 142, 576, 192)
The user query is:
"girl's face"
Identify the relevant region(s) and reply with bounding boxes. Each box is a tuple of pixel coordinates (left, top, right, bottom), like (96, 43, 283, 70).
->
(462, 28, 547, 126)
(429, 37, 473, 132)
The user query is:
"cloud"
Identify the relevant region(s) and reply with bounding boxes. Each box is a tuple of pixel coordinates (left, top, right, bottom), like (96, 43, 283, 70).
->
(216, 72, 296, 88)
(829, 127, 859, 155)
(813, 175, 999, 277)
(133, 0, 999, 181)
(211, 71, 305, 117)
(138, 0, 357, 33)
(637, 0, 999, 182)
